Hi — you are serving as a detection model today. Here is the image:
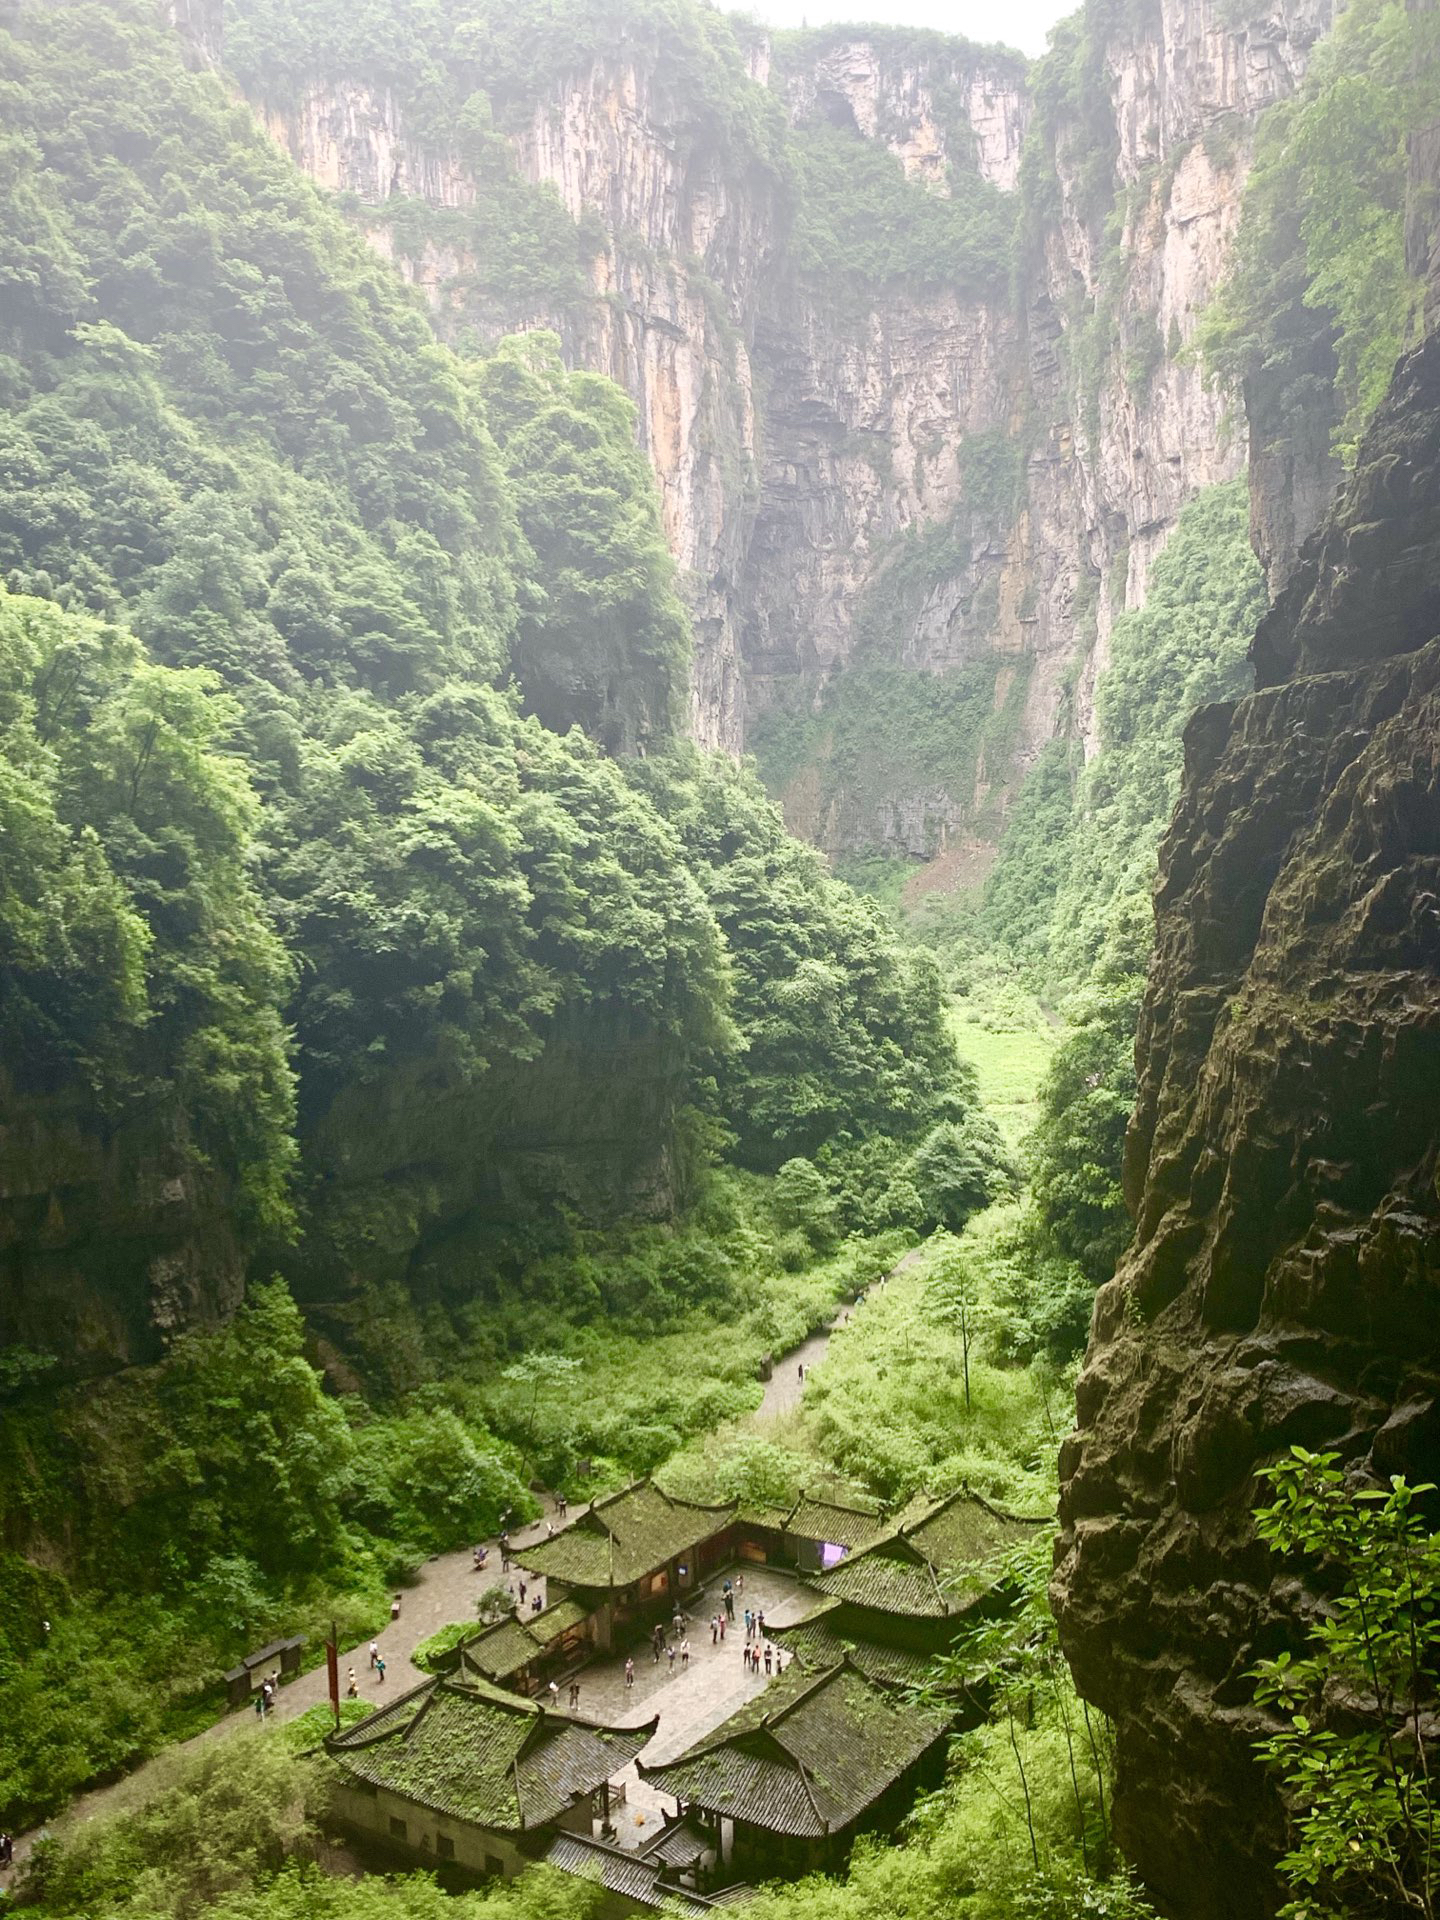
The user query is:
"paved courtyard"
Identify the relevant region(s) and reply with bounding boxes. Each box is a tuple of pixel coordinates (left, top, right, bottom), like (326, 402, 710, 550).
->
(567, 1564, 818, 1848)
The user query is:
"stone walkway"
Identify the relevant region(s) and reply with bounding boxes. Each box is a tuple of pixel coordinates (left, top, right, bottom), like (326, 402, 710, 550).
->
(7, 1508, 560, 1866)
(567, 1565, 816, 1848)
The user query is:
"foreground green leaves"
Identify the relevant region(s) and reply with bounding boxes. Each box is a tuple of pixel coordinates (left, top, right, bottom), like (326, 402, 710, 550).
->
(1252, 1449, 1440, 1917)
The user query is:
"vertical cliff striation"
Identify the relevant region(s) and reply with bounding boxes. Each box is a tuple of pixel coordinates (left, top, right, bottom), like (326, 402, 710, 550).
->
(1052, 136, 1440, 1917)
(236, 0, 1334, 858)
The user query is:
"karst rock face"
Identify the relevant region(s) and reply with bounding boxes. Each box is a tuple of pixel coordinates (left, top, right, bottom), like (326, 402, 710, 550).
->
(1052, 175, 1440, 1919)
(250, 0, 1331, 853)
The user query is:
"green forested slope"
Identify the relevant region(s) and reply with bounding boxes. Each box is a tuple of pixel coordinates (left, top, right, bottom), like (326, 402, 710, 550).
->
(0, 0, 973, 1826)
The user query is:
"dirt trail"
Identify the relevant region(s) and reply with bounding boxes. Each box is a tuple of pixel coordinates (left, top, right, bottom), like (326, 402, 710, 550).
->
(754, 1241, 926, 1421)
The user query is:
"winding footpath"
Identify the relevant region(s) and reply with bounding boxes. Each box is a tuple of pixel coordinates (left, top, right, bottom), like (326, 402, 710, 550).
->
(10, 1243, 925, 1869)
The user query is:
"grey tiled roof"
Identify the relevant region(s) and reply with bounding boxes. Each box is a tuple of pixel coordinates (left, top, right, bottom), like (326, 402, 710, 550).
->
(516, 1481, 736, 1589)
(639, 1659, 950, 1837)
(768, 1603, 936, 1687)
(459, 1597, 593, 1681)
(327, 1674, 654, 1831)
(640, 1817, 711, 1868)
(544, 1833, 713, 1912)
(810, 1490, 1044, 1618)
(785, 1495, 884, 1552)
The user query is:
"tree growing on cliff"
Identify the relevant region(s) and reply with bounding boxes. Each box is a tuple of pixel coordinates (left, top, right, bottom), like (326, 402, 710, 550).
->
(1251, 1448, 1440, 1917)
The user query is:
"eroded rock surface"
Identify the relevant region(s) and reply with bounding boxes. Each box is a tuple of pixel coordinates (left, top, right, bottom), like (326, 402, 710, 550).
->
(252, 0, 1332, 848)
(1053, 303, 1440, 1918)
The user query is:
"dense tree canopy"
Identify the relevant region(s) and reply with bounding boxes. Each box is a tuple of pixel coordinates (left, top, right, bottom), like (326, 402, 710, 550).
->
(0, 0, 960, 1291)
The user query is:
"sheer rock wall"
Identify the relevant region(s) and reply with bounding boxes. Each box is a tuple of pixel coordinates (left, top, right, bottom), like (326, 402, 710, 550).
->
(1052, 143, 1440, 1919)
(252, 0, 1332, 853)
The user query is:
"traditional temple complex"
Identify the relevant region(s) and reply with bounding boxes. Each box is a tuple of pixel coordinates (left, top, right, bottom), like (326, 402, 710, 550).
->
(325, 1477, 1046, 1903)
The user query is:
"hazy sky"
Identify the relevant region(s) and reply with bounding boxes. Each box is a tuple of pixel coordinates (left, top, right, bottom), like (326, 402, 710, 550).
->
(726, 0, 1070, 59)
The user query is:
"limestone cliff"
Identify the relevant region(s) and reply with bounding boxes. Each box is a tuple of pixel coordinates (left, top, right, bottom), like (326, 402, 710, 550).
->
(1052, 171, 1440, 1917)
(244, 0, 1331, 858)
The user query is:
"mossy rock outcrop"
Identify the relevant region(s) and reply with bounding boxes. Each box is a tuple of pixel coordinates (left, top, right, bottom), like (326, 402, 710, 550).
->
(1053, 321, 1440, 1915)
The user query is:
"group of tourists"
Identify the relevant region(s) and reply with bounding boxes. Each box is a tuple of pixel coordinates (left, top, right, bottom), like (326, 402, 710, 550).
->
(0, 1832, 13, 1869)
(252, 1666, 284, 1717)
(743, 1638, 781, 1676)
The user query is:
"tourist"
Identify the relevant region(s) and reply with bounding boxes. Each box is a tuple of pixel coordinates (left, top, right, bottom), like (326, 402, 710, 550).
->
(652, 1624, 665, 1662)
(548, 1680, 560, 1706)
(710, 1614, 719, 1645)
(724, 1589, 734, 1621)
(254, 1688, 265, 1720)
(347, 1667, 358, 1698)
(666, 1643, 676, 1672)
(376, 1654, 386, 1682)
(743, 1608, 752, 1639)
(557, 1494, 568, 1519)
(391, 1592, 401, 1622)
(736, 1572, 745, 1596)
(568, 1680, 581, 1710)
(546, 1519, 555, 1537)
(798, 1363, 804, 1381)
(625, 1657, 635, 1689)
(681, 1638, 691, 1668)
(0, 1831, 12, 1867)
(532, 1592, 543, 1613)
(369, 1639, 378, 1670)
(757, 1610, 766, 1637)
(519, 1577, 528, 1606)
(764, 1644, 773, 1675)
(719, 1611, 726, 1640)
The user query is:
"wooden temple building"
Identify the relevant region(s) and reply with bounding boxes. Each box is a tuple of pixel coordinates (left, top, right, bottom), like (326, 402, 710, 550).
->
(771, 1487, 1042, 1683)
(513, 1482, 739, 1647)
(326, 1671, 656, 1880)
(448, 1594, 595, 1695)
(638, 1656, 953, 1876)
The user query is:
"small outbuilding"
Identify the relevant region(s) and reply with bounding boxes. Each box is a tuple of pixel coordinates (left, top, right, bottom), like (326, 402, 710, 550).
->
(802, 1488, 1044, 1654)
(450, 1594, 596, 1694)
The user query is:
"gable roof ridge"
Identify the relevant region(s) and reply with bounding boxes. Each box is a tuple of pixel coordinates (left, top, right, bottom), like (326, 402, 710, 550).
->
(760, 1657, 848, 1731)
(795, 1485, 882, 1518)
(330, 1675, 435, 1747)
(962, 1484, 1054, 1528)
(447, 1671, 540, 1715)
(790, 1749, 828, 1832)
(400, 1683, 443, 1744)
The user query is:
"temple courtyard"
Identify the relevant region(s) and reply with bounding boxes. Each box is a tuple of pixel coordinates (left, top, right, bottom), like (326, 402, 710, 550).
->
(563, 1564, 816, 1848)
